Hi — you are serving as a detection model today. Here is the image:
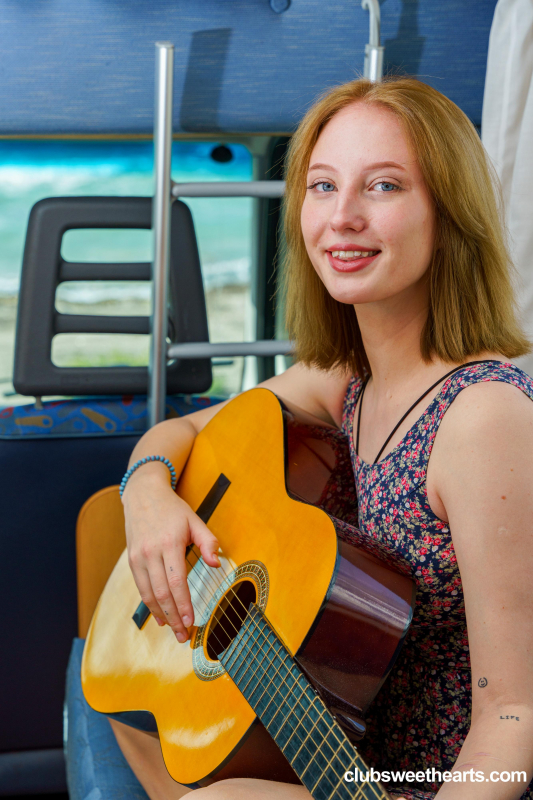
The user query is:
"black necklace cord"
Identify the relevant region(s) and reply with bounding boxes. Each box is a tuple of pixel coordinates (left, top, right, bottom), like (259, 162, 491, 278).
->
(355, 374, 371, 458)
(355, 359, 502, 465)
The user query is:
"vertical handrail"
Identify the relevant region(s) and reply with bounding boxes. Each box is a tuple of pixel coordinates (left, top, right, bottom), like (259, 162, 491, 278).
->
(149, 41, 174, 427)
(361, 0, 384, 82)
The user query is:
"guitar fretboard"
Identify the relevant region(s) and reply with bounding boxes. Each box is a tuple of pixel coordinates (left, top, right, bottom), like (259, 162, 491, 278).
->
(219, 604, 388, 800)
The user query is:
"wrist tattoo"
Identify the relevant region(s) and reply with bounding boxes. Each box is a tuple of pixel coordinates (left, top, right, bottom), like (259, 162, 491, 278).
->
(500, 715, 520, 720)
(478, 677, 488, 688)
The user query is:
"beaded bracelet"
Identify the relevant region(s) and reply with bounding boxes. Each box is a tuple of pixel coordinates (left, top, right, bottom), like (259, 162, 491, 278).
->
(120, 455, 177, 498)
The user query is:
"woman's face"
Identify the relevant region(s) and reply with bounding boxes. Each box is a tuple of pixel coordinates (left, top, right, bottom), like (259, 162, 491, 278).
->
(300, 102, 436, 308)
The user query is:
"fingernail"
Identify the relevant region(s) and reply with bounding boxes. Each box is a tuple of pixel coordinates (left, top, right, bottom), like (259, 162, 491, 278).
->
(182, 615, 191, 627)
(213, 553, 221, 567)
(175, 631, 187, 643)
(154, 617, 165, 627)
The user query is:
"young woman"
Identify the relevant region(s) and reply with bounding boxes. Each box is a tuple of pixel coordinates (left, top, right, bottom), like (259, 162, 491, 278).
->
(110, 78, 533, 800)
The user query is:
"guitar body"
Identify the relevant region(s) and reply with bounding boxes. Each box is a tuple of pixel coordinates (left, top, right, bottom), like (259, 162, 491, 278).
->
(82, 389, 414, 790)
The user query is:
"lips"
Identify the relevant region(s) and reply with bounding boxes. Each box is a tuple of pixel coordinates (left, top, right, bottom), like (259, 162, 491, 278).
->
(326, 248, 381, 273)
(329, 249, 379, 259)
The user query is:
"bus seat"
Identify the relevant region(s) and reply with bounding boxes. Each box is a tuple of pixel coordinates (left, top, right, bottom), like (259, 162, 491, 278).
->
(14, 195, 211, 397)
(76, 486, 125, 639)
(0, 195, 222, 795)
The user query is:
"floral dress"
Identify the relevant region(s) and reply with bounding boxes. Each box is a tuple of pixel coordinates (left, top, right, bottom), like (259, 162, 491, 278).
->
(339, 361, 533, 800)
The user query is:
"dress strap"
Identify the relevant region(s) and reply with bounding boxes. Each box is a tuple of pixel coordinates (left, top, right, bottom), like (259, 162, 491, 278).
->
(355, 360, 501, 464)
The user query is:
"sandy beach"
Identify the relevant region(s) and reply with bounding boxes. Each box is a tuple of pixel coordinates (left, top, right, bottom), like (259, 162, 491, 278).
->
(0, 284, 251, 406)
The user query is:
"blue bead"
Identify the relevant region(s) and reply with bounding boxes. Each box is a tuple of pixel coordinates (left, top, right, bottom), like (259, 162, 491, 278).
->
(120, 455, 176, 496)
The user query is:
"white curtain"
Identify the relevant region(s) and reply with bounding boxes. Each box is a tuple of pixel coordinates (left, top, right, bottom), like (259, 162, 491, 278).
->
(481, 0, 533, 376)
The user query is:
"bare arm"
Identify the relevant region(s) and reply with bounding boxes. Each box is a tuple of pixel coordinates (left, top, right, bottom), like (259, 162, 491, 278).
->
(121, 363, 351, 642)
(429, 381, 533, 798)
(122, 401, 228, 641)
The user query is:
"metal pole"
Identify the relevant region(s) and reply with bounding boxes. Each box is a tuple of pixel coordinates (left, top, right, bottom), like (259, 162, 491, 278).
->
(361, 0, 384, 82)
(167, 340, 293, 360)
(171, 180, 285, 199)
(149, 41, 174, 427)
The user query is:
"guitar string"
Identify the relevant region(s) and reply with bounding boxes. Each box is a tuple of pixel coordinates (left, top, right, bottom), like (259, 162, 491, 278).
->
(223, 609, 359, 800)
(233, 630, 364, 800)
(221, 602, 385, 800)
(182, 552, 366, 799)
(181, 549, 385, 800)
(186, 553, 385, 800)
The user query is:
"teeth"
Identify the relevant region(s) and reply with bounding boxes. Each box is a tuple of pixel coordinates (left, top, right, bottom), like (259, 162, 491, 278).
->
(330, 250, 378, 259)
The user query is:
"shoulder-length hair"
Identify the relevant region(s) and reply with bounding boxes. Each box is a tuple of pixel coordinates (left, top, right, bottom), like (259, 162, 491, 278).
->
(282, 77, 530, 377)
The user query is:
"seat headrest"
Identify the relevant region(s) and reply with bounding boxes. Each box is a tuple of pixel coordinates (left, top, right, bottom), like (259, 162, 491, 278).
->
(13, 196, 211, 397)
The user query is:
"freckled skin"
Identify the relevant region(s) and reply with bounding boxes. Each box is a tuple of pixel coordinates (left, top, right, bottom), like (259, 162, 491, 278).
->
(300, 102, 436, 310)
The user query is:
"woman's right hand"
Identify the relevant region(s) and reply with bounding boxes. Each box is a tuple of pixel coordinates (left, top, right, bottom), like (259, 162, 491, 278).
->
(122, 467, 221, 643)
(119, 363, 350, 644)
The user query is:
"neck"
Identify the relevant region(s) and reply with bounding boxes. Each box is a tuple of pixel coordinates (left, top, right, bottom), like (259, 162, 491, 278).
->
(355, 281, 434, 395)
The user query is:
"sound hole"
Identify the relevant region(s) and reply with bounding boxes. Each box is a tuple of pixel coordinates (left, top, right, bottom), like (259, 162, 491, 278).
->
(206, 580, 257, 660)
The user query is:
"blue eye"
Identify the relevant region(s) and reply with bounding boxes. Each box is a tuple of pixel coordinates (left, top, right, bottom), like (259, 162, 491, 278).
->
(309, 181, 336, 192)
(374, 181, 399, 192)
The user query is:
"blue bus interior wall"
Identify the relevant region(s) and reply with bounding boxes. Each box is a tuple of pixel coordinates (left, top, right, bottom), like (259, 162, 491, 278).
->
(0, 0, 497, 135)
(0, 0, 498, 795)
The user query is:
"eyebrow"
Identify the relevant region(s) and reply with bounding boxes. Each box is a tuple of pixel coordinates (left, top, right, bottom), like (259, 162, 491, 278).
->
(308, 160, 407, 173)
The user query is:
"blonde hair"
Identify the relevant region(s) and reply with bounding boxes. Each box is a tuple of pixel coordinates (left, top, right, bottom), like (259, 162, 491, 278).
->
(282, 77, 530, 377)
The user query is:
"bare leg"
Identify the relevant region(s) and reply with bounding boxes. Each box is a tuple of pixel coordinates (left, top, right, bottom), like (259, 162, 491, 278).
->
(108, 719, 312, 799)
(108, 718, 194, 800)
(109, 718, 407, 800)
(192, 781, 407, 799)
(192, 779, 311, 798)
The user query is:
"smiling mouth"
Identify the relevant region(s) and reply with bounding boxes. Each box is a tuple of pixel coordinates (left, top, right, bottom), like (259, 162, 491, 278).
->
(328, 249, 380, 260)
(326, 249, 381, 272)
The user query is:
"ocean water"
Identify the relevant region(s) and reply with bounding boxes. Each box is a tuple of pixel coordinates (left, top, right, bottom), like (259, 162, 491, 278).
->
(0, 140, 254, 300)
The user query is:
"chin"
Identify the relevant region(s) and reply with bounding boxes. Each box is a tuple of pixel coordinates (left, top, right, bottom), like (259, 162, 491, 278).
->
(321, 278, 379, 307)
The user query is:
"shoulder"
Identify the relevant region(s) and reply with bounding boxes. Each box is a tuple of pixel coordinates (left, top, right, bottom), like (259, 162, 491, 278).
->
(431, 372, 533, 517)
(258, 362, 354, 428)
(440, 370, 533, 446)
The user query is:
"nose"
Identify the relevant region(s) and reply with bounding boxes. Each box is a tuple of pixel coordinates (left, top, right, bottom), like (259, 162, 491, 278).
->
(328, 188, 367, 234)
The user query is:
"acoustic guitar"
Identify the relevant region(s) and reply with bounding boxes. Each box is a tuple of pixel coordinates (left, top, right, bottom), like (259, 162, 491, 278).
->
(82, 388, 415, 800)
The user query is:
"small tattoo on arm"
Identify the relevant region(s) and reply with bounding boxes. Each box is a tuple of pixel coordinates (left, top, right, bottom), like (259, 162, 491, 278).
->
(500, 715, 520, 721)
(478, 677, 488, 688)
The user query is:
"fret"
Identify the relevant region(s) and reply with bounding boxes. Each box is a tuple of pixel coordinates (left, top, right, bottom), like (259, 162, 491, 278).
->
(310, 738, 355, 799)
(353, 781, 385, 800)
(239, 621, 323, 758)
(271, 675, 317, 750)
(232, 620, 272, 695)
(234, 617, 297, 729)
(228, 618, 289, 718)
(250, 648, 293, 717)
(220, 605, 387, 800)
(223, 615, 256, 677)
(286, 698, 328, 764)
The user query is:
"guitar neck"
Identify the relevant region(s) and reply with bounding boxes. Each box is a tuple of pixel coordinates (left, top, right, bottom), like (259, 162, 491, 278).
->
(219, 604, 389, 800)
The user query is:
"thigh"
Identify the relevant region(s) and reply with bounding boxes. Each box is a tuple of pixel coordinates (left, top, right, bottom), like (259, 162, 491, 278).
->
(193, 778, 311, 799)
(108, 722, 409, 800)
(108, 721, 314, 800)
(109, 718, 195, 800)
